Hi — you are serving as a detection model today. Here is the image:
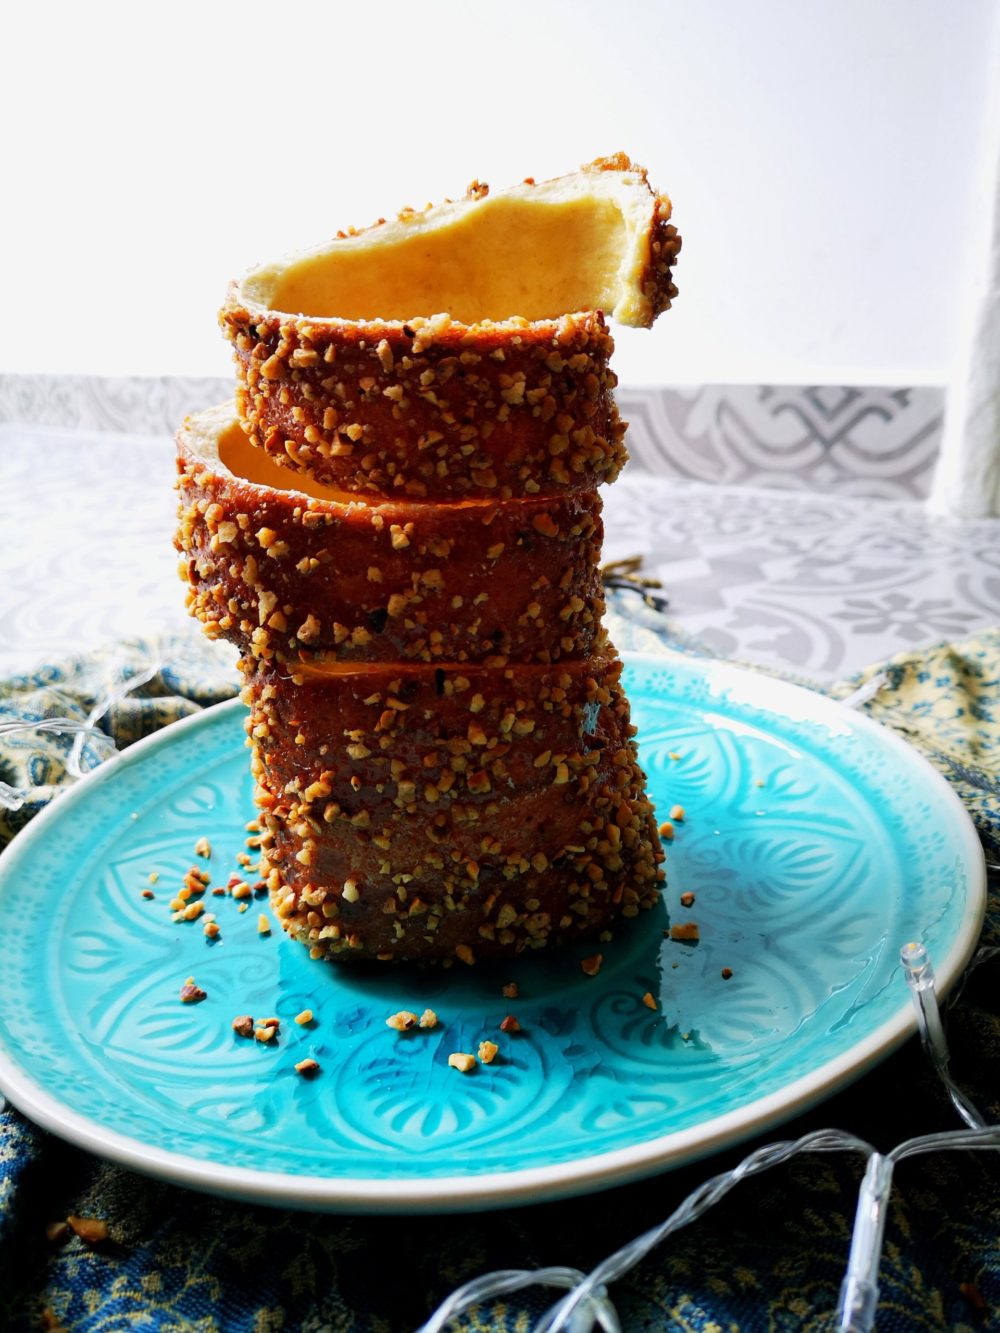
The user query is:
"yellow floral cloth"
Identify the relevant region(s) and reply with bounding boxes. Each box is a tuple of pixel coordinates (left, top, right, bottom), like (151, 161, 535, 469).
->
(0, 629, 997, 1332)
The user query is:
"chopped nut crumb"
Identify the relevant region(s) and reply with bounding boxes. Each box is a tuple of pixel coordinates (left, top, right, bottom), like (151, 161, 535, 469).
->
(668, 751, 682, 761)
(418, 1008, 438, 1029)
(448, 1052, 477, 1073)
(669, 804, 685, 822)
(194, 836, 211, 858)
(295, 1058, 321, 1076)
(580, 953, 603, 977)
(231, 881, 251, 900)
(386, 1010, 418, 1031)
(658, 821, 675, 840)
(254, 1026, 277, 1043)
(257, 914, 271, 935)
(203, 921, 220, 939)
(261, 1017, 280, 1029)
(499, 1014, 521, 1033)
(679, 891, 696, 908)
(66, 1215, 109, 1244)
(179, 979, 206, 1003)
(141, 889, 155, 900)
(232, 1015, 254, 1037)
(478, 1040, 499, 1065)
(670, 922, 700, 943)
(721, 967, 733, 980)
(642, 992, 657, 1010)
(501, 982, 519, 999)
(294, 1009, 314, 1026)
(959, 1283, 987, 1312)
(45, 1221, 70, 1245)
(147, 872, 159, 885)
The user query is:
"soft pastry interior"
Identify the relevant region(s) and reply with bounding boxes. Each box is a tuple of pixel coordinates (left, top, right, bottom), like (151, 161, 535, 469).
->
(238, 156, 676, 327)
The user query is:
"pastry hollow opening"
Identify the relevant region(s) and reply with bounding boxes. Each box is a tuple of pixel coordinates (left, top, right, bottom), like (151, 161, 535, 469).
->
(216, 417, 514, 510)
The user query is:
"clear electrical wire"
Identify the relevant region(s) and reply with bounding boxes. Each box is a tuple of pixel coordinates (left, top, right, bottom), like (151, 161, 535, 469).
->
(419, 941, 999, 1333)
(0, 658, 163, 809)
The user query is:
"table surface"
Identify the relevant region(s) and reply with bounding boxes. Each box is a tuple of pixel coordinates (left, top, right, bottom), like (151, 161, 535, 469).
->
(3, 422, 998, 681)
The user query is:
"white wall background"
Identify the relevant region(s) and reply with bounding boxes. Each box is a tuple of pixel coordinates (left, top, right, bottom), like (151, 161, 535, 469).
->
(1, 0, 996, 386)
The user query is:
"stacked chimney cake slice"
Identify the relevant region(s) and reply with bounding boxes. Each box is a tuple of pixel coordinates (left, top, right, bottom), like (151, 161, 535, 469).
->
(175, 154, 680, 963)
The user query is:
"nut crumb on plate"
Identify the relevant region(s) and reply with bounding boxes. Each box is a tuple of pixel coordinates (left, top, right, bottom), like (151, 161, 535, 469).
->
(501, 982, 518, 999)
(67, 1215, 109, 1244)
(642, 991, 657, 1010)
(294, 1009, 314, 1026)
(499, 1014, 521, 1033)
(448, 1052, 476, 1072)
(580, 953, 603, 976)
(194, 836, 211, 858)
(179, 978, 206, 1003)
(670, 922, 700, 943)
(295, 1058, 321, 1076)
(418, 1008, 438, 1029)
(386, 1010, 418, 1031)
(679, 891, 695, 908)
(232, 1015, 254, 1037)
(477, 1040, 499, 1064)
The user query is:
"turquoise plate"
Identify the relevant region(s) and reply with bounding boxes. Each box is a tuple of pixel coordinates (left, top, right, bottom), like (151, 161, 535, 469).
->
(0, 653, 985, 1213)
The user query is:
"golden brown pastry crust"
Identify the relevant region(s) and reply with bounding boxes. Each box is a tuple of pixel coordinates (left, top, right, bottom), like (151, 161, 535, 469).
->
(243, 653, 664, 961)
(245, 654, 631, 812)
(220, 309, 627, 500)
(176, 405, 605, 665)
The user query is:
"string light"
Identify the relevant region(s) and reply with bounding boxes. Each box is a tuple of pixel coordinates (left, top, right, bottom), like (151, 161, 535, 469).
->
(0, 659, 163, 810)
(421, 941, 999, 1333)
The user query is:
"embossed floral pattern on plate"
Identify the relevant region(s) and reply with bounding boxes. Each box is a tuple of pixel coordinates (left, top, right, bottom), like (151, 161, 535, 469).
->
(0, 655, 984, 1211)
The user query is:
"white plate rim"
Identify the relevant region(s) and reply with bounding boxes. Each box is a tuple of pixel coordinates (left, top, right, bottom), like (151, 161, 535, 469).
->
(0, 650, 986, 1213)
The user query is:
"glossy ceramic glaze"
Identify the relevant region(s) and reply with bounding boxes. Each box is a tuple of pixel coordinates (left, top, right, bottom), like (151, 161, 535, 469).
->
(0, 654, 984, 1211)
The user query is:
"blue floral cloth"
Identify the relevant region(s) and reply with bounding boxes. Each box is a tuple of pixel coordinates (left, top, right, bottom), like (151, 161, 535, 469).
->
(0, 627, 997, 1332)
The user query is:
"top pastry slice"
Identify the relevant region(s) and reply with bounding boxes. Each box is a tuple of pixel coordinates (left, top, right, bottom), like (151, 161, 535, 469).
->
(221, 155, 680, 499)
